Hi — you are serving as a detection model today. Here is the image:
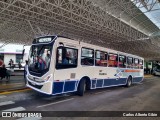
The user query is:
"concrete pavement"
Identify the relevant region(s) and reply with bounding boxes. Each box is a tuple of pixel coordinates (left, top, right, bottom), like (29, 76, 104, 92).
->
(0, 76, 160, 119)
(0, 72, 26, 92)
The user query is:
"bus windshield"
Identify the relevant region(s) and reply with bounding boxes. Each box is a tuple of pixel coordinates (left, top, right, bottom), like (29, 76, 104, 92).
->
(28, 44, 52, 74)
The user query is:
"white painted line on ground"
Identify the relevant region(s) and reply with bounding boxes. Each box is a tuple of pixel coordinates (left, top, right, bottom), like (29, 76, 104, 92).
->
(17, 117, 42, 120)
(37, 98, 74, 108)
(0, 101, 15, 106)
(3, 107, 26, 111)
(0, 95, 6, 99)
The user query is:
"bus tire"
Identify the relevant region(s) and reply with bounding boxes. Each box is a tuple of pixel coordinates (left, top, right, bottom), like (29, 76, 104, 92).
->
(126, 76, 132, 87)
(77, 79, 86, 96)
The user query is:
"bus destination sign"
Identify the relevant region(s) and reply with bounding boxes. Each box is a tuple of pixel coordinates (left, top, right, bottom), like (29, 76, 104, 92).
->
(32, 37, 54, 44)
(38, 38, 52, 43)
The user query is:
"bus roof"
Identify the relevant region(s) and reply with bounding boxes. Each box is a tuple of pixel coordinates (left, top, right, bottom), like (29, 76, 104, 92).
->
(57, 36, 144, 59)
(35, 35, 144, 59)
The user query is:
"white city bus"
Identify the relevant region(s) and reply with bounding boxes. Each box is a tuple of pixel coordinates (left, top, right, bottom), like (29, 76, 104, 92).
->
(26, 36, 144, 96)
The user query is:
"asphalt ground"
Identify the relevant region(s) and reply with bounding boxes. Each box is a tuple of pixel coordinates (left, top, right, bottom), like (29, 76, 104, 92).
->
(0, 76, 159, 120)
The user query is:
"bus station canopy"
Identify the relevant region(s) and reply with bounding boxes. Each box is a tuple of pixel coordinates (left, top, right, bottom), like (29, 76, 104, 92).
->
(0, 0, 160, 60)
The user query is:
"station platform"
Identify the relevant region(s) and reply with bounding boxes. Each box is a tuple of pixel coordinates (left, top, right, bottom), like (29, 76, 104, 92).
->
(144, 74, 153, 78)
(0, 73, 155, 94)
(0, 71, 26, 93)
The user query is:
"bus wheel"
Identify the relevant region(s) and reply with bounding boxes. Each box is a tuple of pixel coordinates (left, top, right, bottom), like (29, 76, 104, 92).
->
(126, 76, 132, 87)
(77, 79, 86, 96)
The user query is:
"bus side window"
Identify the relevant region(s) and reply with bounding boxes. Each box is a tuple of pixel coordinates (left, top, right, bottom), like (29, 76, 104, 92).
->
(56, 47, 78, 69)
(139, 59, 143, 69)
(95, 50, 108, 67)
(81, 48, 94, 66)
(134, 58, 139, 69)
(118, 55, 126, 68)
(108, 53, 118, 67)
(127, 57, 133, 68)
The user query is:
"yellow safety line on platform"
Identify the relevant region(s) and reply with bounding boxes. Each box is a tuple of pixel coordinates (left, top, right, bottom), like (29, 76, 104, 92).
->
(0, 82, 24, 86)
(0, 83, 25, 88)
(144, 75, 153, 78)
(0, 88, 31, 95)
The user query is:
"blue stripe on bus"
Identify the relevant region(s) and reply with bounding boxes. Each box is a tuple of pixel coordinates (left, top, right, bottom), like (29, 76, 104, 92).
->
(103, 79, 111, 86)
(103, 78, 127, 87)
(91, 79, 96, 89)
(52, 82, 64, 94)
(133, 77, 143, 83)
(52, 81, 77, 94)
(52, 77, 143, 94)
(96, 79, 103, 88)
(64, 81, 77, 92)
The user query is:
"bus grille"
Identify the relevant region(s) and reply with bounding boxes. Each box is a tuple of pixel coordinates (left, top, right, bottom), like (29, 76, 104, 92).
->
(28, 81, 43, 89)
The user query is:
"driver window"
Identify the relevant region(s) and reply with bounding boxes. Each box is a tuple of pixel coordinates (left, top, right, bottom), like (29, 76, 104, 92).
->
(57, 48, 63, 64)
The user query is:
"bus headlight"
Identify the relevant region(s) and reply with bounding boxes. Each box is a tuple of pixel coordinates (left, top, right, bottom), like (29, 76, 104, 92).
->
(44, 74, 52, 81)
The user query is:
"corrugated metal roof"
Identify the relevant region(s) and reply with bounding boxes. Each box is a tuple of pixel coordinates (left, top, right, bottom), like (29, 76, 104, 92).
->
(0, 0, 159, 60)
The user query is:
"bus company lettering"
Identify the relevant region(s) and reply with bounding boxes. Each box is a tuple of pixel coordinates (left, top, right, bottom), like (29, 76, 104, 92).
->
(99, 70, 107, 75)
(99, 73, 107, 75)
